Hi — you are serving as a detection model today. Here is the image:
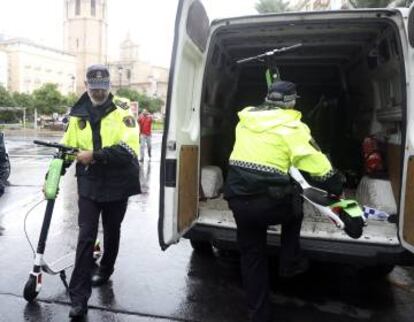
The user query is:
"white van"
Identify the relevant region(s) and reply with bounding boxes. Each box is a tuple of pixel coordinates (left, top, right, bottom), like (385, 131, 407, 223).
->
(158, 0, 414, 274)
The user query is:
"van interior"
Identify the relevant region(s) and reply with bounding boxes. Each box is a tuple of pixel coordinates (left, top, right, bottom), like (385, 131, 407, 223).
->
(198, 15, 405, 244)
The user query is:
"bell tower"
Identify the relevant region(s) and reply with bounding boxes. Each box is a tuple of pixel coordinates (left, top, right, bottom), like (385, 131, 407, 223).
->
(63, 0, 108, 93)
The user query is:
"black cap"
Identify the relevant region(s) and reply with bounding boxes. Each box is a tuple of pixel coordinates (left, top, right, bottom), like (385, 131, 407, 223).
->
(86, 64, 110, 90)
(267, 80, 299, 102)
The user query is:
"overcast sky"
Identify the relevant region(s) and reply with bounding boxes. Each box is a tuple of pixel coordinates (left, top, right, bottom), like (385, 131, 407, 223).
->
(0, 0, 261, 67)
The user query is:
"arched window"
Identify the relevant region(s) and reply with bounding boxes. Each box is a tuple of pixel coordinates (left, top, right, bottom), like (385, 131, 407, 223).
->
(75, 0, 81, 15)
(91, 0, 96, 16)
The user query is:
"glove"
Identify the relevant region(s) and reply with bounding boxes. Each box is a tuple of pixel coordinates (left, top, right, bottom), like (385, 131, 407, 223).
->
(323, 171, 345, 196)
(302, 170, 345, 196)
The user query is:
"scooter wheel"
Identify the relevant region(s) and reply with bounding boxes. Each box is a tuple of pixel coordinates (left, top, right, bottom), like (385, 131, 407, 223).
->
(339, 210, 364, 239)
(23, 275, 38, 302)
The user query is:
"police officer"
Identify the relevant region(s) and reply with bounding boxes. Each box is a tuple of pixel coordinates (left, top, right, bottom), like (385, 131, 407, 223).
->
(224, 81, 343, 322)
(61, 64, 141, 319)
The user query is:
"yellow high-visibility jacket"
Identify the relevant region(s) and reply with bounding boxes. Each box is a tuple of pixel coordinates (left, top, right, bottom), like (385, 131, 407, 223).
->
(62, 93, 141, 202)
(225, 106, 335, 198)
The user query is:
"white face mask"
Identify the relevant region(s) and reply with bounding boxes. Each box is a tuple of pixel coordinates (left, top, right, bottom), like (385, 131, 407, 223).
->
(87, 88, 110, 106)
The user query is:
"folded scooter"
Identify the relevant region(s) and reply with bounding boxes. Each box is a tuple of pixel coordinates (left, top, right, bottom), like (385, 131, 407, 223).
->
(23, 140, 101, 302)
(289, 167, 366, 239)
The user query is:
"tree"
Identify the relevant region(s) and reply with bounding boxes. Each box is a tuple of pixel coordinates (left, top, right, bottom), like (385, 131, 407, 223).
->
(255, 0, 290, 13)
(0, 86, 19, 123)
(63, 92, 79, 109)
(32, 83, 66, 114)
(348, 0, 394, 7)
(116, 88, 164, 114)
(116, 87, 141, 102)
(0, 86, 15, 107)
(12, 92, 34, 109)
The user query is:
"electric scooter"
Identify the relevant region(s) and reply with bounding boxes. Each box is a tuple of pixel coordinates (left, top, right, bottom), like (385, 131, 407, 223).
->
(236, 44, 366, 239)
(23, 140, 101, 302)
(289, 168, 365, 239)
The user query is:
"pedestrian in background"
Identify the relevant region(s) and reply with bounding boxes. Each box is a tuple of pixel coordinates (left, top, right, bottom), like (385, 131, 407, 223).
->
(61, 64, 141, 319)
(224, 80, 344, 322)
(138, 108, 153, 162)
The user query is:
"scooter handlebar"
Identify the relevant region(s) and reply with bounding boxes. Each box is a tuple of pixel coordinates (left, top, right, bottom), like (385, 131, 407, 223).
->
(33, 140, 78, 153)
(236, 43, 302, 64)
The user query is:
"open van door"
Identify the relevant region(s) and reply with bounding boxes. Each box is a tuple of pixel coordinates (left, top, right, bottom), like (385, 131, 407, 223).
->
(399, 3, 414, 254)
(158, 0, 209, 250)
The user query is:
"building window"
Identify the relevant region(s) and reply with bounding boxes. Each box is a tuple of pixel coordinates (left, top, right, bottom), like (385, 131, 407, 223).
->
(76, 0, 81, 15)
(91, 0, 96, 16)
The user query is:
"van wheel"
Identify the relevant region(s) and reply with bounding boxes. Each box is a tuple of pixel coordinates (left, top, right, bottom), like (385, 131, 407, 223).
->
(360, 264, 395, 279)
(190, 240, 213, 254)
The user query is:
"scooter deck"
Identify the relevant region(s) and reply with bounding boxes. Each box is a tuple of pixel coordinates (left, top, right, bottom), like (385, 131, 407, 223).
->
(42, 252, 75, 275)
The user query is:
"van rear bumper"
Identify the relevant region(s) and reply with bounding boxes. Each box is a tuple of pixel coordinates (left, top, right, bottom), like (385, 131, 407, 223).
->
(185, 223, 414, 266)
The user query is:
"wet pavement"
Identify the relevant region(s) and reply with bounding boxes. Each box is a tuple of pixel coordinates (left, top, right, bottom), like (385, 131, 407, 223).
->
(1, 131, 414, 322)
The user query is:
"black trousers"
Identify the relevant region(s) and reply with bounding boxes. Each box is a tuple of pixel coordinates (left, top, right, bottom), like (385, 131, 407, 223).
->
(69, 196, 128, 307)
(228, 194, 304, 322)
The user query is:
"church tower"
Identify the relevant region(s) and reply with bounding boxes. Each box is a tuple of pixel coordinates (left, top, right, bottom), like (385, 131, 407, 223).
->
(63, 0, 108, 93)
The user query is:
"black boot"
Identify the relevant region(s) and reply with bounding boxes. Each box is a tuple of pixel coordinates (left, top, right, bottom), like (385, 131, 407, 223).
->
(91, 270, 111, 287)
(69, 305, 88, 319)
(279, 256, 309, 279)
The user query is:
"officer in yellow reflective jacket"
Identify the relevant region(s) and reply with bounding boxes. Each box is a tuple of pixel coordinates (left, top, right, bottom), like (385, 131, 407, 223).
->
(62, 64, 141, 319)
(224, 81, 343, 322)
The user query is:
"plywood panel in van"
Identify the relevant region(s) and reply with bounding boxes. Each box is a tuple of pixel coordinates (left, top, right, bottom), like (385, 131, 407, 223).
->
(178, 145, 198, 231)
(387, 143, 402, 202)
(403, 156, 414, 244)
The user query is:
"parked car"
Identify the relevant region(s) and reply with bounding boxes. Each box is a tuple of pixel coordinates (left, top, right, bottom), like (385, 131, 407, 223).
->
(158, 0, 414, 275)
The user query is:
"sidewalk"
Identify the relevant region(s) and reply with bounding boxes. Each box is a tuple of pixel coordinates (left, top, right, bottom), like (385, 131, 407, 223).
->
(3, 128, 64, 138)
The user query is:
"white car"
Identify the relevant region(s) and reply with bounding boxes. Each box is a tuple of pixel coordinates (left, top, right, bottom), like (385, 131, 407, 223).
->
(158, 0, 414, 275)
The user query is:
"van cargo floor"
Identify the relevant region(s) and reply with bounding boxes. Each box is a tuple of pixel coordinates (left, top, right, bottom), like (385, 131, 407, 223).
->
(198, 197, 399, 245)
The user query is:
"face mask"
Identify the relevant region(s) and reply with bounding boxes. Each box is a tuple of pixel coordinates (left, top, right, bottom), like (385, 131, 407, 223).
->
(87, 88, 109, 106)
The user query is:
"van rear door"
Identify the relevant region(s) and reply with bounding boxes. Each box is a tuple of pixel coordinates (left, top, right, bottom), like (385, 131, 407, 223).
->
(158, 0, 209, 250)
(399, 4, 414, 254)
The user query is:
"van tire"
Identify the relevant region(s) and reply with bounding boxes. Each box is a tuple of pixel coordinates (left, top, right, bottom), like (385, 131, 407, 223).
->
(190, 239, 213, 253)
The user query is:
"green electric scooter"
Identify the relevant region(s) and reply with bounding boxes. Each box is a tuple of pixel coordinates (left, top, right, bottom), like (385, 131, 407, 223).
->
(236, 44, 366, 239)
(23, 140, 101, 302)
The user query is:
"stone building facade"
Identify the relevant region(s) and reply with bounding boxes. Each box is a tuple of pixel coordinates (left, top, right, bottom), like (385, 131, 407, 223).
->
(0, 39, 76, 94)
(63, 0, 108, 93)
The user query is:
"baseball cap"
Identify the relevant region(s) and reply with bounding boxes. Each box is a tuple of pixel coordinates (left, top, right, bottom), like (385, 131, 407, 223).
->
(86, 64, 110, 90)
(267, 80, 299, 102)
